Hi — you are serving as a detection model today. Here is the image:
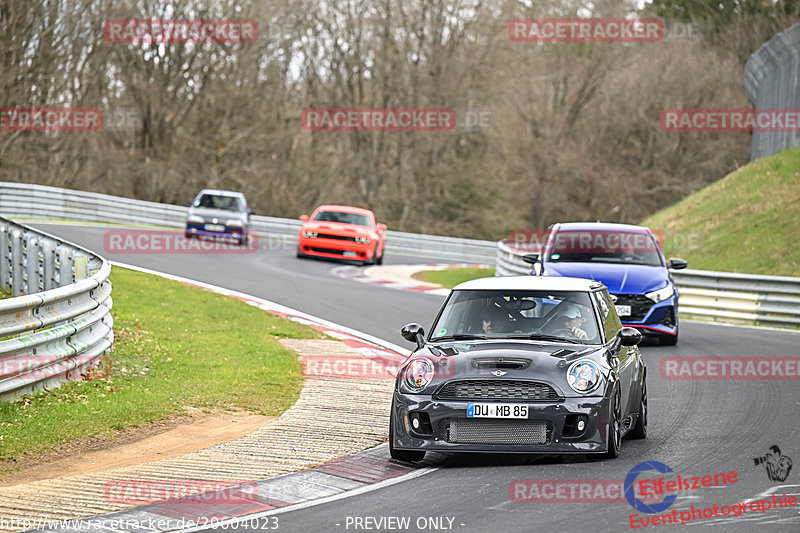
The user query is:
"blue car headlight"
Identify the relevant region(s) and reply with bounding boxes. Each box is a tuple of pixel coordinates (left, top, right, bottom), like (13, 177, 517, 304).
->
(567, 360, 601, 393)
(645, 284, 674, 303)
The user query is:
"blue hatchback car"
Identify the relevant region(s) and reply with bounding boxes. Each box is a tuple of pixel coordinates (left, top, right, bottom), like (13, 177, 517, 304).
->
(528, 222, 687, 345)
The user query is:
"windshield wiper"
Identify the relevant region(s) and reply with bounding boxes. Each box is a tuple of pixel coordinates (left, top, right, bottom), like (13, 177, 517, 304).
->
(430, 334, 487, 342)
(507, 333, 582, 344)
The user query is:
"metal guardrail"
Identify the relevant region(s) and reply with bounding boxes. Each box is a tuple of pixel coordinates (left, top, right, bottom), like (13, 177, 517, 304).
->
(0, 217, 113, 400)
(495, 240, 800, 329)
(0, 182, 498, 263)
(744, 22, 800, 160)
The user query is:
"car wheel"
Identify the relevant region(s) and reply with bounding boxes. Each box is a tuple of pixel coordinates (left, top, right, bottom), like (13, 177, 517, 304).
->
(389, 403, 425, 463)
(185, 232, 193, 239)
(628, 375, 647, 439)
(605, 386, 622, 459)
(296, 247, 306, 259)
(660, 326, 678, 346)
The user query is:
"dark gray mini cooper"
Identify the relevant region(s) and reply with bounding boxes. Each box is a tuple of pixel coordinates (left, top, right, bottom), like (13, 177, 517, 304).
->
(390, 275, 646, 462)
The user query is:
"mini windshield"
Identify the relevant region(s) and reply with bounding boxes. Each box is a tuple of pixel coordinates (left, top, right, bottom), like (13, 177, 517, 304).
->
(547, 230, 663, 266)
(313, 211, 372, 226)
(430, 289, 601, 345)
(194, 194, 244, 212)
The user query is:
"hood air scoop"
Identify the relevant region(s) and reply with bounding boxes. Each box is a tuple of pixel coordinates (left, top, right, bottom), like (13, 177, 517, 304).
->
(470, 358, 531, 370)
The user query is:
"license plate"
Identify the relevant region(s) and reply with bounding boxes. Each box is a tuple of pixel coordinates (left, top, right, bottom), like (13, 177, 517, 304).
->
(342, 250, 357, 257)
(615, 305, 631, 317)
(205, 224, 225, 232)
(467, 403, 528, 419)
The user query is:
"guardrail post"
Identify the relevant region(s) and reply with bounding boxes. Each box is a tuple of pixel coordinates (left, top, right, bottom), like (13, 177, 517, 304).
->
(42, 239, 57, 290)
(74, 253, 88, 280)
(0, 225, 9, 290)
(58, 246, 73, 286)
(10, 229, 24, 296)
(27, 235, 41, 294)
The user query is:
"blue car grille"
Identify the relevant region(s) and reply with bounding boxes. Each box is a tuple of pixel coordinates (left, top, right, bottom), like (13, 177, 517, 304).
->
(612, 294, 654, 321)
(435, 380, 560, 401)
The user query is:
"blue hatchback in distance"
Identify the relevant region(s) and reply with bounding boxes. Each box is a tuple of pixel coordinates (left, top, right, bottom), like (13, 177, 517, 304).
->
(527, 222, 687, 345)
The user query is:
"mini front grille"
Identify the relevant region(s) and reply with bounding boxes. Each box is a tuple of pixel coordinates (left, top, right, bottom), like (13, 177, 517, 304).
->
(612, 294, 654, 321)
(439, 418, 553, 445)
(317, 233, 357, 242)
(436, 380, 560, 401)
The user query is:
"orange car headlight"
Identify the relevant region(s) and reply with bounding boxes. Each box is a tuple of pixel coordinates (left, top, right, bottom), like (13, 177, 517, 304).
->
(302, 231, 318, 238)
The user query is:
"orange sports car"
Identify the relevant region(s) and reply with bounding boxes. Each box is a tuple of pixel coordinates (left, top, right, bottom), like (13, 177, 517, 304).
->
(296, 205, 387, 265)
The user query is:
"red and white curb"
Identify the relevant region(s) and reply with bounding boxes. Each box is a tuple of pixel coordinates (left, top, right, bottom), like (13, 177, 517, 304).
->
(33, 262, 437, 533)
(332, 263, 490, 297)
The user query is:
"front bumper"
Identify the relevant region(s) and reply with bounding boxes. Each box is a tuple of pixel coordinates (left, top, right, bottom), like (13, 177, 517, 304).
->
(391, 391, 611, 454)
(617, 294, 678, 337)
(297, 235, 375, 261)
(186, 223, 246, 240)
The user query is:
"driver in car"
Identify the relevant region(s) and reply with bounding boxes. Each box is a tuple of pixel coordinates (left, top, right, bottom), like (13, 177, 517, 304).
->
(556, 304, 590, 340)
(480, 306, 509, 334)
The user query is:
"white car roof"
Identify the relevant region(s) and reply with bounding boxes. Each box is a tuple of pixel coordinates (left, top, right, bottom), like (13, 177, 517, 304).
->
(453, 275, 605, 292)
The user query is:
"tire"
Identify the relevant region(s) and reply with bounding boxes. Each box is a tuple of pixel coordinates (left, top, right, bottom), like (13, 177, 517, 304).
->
(628, 375, 647, 439)
(376, 252, 384, 265)
(660, 326, 678, 346)
(389, 404, 425, 463)
(296, 247, 306, 259)
(605, 386, 622, 459)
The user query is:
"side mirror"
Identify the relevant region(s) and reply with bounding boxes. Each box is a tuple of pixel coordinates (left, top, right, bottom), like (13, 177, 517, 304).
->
(300, 215, 309, 222)
(401, 323, 426, 349)
(618, 327, 643, 346)
(377, 223, 387, 231)
(669, 258, 688, 270)
(522, 253, 540, 265)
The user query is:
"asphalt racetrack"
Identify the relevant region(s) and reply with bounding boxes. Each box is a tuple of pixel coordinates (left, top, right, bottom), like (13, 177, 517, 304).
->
(36, 223, 800, 533)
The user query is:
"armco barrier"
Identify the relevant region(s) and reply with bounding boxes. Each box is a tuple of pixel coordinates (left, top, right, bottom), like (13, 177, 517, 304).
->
(495, 240, 800, 329)
(0, 182, 497, 263)
(0, 217, 113, 400)
(744, 22, 800, 161)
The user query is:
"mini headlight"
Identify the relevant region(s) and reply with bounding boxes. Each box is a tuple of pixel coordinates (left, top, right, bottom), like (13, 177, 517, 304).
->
(187, 215, 204, 224)
(567, 360, 601, 393)
(645, 284, 674, 303)
(355, 236, 371, 244)
(403, 358, 435, 391)
(226, 219, 244, 228)
(302, 231, 318, 238)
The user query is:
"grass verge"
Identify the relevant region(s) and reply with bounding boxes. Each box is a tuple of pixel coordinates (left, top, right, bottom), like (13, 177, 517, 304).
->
(642, 146, 800, 276)
(0, 266, 321, 463)
(416, 267, 495, 289)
